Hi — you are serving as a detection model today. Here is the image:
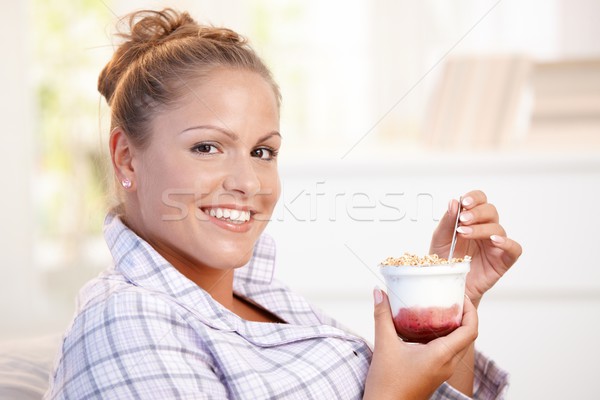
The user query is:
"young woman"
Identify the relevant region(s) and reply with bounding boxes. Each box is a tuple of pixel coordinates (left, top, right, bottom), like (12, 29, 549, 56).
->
(46, 8, 522, 399)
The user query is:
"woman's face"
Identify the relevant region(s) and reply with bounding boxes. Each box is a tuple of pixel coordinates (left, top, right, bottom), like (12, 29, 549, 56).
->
(127, 68, 281, 273)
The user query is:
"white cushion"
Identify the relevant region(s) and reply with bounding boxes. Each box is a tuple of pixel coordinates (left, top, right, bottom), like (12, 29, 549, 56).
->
(0, 334, 61, 399)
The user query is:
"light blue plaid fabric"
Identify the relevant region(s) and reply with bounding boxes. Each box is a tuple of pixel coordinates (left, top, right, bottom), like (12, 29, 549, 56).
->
(45, 212, 508, 399)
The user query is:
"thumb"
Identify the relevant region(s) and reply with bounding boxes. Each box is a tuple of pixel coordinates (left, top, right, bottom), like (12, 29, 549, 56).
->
(373, 287, 398, 346)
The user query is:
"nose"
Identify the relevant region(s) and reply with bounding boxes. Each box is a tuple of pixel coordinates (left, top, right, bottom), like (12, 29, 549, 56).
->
(222, 155, 261, 197)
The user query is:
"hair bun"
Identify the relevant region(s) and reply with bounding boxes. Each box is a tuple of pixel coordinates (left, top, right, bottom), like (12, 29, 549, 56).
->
(98, 8, 245, 103)
(98, 9, 195, 103)
(125, 8, 194, 45)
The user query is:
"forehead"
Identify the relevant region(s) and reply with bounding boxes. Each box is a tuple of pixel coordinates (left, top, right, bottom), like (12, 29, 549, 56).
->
(151, 68, 280, 137)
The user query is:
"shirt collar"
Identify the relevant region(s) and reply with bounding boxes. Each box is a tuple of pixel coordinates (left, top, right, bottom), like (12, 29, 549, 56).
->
(103, 211, 276, 294)
(101, 211, 367, 341)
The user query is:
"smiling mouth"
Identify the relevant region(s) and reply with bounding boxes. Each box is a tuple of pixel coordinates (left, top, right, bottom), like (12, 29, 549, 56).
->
(201, 207, 252, 225)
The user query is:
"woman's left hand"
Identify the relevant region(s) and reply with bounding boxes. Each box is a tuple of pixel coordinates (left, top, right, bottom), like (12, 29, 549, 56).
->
(430, 190, 522, 308)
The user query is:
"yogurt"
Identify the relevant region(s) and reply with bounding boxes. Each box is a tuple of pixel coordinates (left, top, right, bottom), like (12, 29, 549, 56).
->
(380, 258, 470, 343)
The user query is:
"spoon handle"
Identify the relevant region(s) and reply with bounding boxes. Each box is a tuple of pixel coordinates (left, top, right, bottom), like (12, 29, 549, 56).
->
(447, 196, 462, 261)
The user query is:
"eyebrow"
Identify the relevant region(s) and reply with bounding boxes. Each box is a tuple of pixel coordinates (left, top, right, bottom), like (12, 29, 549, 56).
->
(179, 125, 281, 143)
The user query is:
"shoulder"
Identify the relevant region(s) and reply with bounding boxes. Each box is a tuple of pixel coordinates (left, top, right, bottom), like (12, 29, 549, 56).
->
(65, 287, 192, 352)
(56, 282, 212, 377)
(70, 269, 194, 335)
(48, 288, 225, 399)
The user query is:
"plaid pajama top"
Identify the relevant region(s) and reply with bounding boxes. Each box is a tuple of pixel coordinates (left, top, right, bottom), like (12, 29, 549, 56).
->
(46, 212, 509, 399)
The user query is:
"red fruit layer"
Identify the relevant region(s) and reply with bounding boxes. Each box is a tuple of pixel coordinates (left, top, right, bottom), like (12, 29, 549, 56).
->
(393, 304, 461, 344)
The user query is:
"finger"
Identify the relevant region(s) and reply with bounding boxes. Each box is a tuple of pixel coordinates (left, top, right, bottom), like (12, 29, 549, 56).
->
(372, 287, 400, 348)
(429, 297, 478, 361)
(490, 235, 523, 266)
(447, 298, 478, 362)
(456, 222, 506, 240)
(460, 296, 478, 330)
(460, 190, 487, 210)
(459, 203, 499, 226)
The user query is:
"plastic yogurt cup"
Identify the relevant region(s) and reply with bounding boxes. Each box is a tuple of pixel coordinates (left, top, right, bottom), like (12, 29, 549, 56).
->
(380, 255, 470, 344)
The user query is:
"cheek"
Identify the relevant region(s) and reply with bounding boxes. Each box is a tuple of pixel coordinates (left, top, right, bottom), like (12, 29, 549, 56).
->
(263, 171, 281, 210)
(274, 176, 281, 204)
(136, 155, 197, 213)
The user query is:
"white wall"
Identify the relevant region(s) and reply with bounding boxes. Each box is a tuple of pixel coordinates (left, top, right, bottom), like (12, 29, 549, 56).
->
(0, 1, 38, 334)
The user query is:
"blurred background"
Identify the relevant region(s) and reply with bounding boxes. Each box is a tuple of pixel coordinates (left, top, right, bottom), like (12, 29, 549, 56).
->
(1, 0, 599, 398)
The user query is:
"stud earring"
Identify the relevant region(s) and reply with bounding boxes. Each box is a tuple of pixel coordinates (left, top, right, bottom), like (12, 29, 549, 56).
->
(121, 178, 132, 189)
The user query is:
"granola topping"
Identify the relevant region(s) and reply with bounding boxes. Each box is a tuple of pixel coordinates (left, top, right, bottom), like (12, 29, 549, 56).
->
(381, 253, 471, 267)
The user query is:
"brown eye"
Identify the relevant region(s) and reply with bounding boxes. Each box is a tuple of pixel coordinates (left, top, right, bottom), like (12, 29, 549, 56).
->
(251, 147, 275, 160)
(191, 143, 218, 154)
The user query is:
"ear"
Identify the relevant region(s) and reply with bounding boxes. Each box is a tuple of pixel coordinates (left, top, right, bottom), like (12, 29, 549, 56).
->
(109, 127, 137, 190)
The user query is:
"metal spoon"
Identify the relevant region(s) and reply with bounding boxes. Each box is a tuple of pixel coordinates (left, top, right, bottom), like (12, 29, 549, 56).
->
(447, 196, 462, 262)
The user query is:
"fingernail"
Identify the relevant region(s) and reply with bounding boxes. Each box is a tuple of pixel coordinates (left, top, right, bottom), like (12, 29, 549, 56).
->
(448, 199, 453, 214)
(373, 286, 383, 305)
(456, 226, 472, 234)
(490, 235, 505, 244)
(462, 197, 473, 207)
(459, 212, 473, 222)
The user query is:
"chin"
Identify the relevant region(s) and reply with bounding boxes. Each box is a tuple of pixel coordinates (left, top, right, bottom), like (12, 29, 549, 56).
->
(200, 242, 255, 270)
(218, 237, 257, 261)
(207, 253, 253, 270)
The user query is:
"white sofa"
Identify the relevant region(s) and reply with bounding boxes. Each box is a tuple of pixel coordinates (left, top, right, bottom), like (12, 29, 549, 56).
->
(0, 334, 61, 399)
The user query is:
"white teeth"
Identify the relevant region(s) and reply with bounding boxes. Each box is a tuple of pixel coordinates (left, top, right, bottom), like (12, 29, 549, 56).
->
(241, 211, 250, 222)
(204, 207, 251, 223)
